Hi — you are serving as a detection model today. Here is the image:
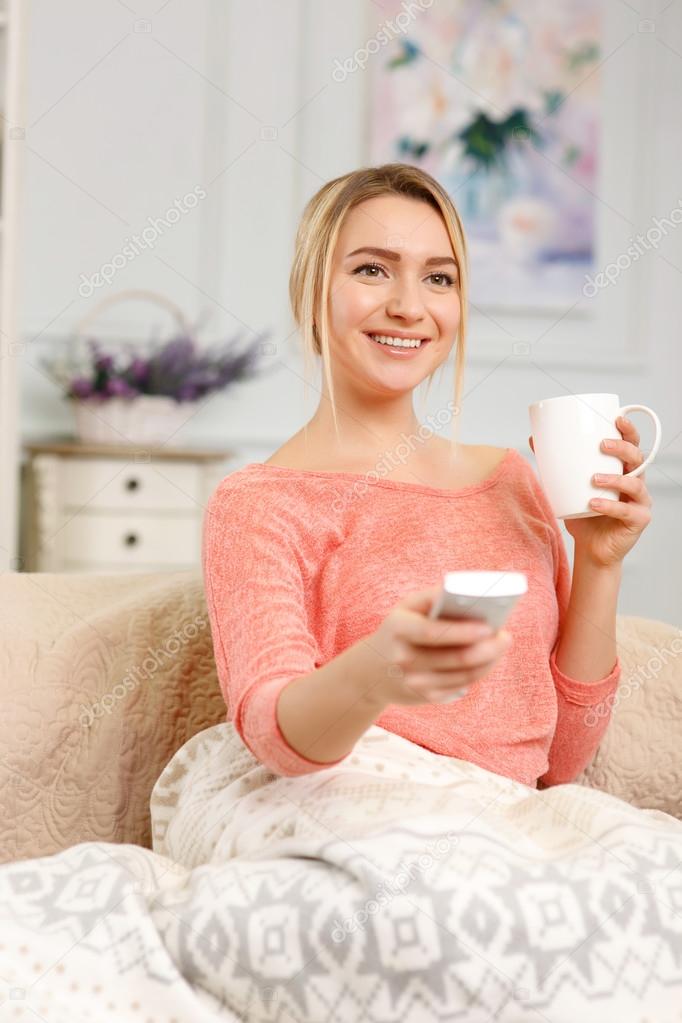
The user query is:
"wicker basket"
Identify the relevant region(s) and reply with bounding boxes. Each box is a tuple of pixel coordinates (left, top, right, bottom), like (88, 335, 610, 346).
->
(70, 394, 200, 447)
(69, 289, 199, 447)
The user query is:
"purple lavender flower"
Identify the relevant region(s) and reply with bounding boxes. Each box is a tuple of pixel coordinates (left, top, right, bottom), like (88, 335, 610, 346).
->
(54, 324, 270, 403)
(176, 383, 198, 401)
(94, 353, 114, 373)
(104, 377, 136, 398)
(69, 376, 94, 399)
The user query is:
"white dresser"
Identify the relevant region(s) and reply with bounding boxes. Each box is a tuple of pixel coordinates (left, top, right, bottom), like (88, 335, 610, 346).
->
(20, 439, 234, 573)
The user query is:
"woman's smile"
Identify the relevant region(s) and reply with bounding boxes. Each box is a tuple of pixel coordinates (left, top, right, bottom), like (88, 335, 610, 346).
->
(363, 331, 433, 357)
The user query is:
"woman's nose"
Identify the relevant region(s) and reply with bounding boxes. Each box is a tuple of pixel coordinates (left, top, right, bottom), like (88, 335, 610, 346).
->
(385, 277, 427, 320)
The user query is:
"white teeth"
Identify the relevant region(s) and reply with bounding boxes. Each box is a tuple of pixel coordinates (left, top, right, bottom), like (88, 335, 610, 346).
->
(369, 334, 424, 348)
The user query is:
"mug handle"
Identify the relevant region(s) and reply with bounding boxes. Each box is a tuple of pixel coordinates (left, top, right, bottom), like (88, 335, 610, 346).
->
(618, 404, 662, 478)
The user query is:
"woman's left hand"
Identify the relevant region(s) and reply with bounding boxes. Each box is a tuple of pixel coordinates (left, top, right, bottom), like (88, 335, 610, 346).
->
(528, 415, 653, 569)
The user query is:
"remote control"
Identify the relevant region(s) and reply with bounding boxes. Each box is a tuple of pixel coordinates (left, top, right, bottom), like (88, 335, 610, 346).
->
(428, 570, 528, 632)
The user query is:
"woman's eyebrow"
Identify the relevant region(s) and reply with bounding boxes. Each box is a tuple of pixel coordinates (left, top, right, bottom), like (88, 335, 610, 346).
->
(345, 246, 458, 269)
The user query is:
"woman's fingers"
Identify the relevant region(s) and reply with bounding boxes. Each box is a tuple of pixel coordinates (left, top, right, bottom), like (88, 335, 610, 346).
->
(411, 631, 511, 672)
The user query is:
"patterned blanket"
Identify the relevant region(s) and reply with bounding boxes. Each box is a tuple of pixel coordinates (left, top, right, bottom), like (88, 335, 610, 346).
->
(2, 722, 682, 1021)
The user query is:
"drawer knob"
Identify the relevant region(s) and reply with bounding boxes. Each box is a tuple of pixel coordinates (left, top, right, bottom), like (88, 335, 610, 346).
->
(125, 477, 140, 492)
(123, 532, 139, 547)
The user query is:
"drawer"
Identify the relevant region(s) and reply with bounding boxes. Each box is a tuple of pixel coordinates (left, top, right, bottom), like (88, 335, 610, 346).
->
(61, 458, 203, 512)
(61, 511, 201, 565)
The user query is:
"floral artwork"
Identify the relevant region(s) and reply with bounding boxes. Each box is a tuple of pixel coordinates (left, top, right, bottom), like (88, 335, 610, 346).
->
(369, 0, 601, 310)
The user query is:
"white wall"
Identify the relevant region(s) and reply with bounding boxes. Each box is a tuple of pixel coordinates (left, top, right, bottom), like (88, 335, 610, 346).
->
(16, 0, 682, 624)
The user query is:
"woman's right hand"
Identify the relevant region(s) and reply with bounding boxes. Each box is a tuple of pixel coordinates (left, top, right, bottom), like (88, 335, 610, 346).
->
(366, 585, 513, 707)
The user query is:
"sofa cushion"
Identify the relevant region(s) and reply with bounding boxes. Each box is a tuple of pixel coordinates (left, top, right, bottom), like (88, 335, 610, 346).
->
(0, 571, 224, 863)
(575, 614, 682, 818)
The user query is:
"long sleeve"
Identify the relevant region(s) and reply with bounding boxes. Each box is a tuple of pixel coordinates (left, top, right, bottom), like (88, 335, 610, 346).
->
(537, 505, 621, 788)
(202, 478, 349, 777)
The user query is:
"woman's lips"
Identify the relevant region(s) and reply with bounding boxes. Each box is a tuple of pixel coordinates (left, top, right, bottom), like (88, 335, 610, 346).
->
(364, 332, 431, 357)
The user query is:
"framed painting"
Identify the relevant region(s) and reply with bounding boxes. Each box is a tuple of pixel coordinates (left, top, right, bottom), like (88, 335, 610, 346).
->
(368, 0, 601, 313)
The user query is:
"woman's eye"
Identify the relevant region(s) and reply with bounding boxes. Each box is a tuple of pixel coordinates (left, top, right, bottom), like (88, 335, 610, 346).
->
(352, 263, 455, 288)
(428, 272, 455, 288)
(353, 262, 386, 279)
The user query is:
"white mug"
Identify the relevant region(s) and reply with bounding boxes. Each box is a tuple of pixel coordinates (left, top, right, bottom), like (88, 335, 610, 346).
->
(528, 393, 662, 520)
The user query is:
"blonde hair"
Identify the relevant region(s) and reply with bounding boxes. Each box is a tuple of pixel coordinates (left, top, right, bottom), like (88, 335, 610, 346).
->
(288, 162, 468, 453)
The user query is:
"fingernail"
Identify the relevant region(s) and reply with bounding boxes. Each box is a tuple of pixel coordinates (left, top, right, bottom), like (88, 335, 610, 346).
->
(602, 439, 614, 448)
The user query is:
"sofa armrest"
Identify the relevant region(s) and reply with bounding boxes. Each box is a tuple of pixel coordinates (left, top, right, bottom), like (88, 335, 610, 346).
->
(0, 571, 225, 863)
(574, 614, 682, 818)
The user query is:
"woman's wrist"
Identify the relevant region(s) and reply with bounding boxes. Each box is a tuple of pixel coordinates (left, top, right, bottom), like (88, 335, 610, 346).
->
(275, 642, 389, 767)
(343, 635, 395, 710)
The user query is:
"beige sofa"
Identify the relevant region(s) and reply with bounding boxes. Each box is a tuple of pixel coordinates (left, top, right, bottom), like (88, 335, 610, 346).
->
(2, 570, 681, 864)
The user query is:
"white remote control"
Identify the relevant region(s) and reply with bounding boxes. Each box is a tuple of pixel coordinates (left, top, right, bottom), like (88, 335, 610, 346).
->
(428, 570, 528, 632)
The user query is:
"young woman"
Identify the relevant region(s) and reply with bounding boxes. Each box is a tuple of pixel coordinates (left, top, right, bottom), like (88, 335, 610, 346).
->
(202, 163, 653, 789)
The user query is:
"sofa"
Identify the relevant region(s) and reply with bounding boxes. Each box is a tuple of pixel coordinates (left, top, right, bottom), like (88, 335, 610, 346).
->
(2, 570, 681, 864)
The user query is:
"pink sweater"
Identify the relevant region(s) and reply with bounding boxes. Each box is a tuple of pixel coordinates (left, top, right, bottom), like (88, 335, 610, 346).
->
(202, 447, 621, 788)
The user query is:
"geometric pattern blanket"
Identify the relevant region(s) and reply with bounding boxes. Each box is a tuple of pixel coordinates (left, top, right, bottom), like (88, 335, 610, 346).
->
(1, 722, 682, 1021)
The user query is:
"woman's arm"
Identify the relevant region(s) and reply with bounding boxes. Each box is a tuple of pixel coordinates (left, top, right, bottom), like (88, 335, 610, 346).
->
(276, 638, 389, 764)
(203, 477, 396, 777)
(533, 414, 655, 786)
(538, 544, 622, 788)
(517, 458, 623, 787)
(552, 552, 621, 681)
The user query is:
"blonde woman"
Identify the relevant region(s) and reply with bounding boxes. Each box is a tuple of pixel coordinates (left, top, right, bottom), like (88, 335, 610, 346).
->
(0, 164, 671, 1021)
(203, 162, 652, 789)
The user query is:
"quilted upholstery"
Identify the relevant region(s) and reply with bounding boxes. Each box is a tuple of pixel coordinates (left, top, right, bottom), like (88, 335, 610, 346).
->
(1, 571, 224, 863)
(576, 613, 682, 813)
(1, 570, 680, 864)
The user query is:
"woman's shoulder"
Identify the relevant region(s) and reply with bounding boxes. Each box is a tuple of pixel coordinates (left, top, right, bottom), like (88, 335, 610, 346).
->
(208, 443, 533, 508)
(208, 461, 302, 507)
(431, 440, 525, 491)
(205, 460, 332, 536)
(262, 438, 513, 482)
(471, 443, 511, 475)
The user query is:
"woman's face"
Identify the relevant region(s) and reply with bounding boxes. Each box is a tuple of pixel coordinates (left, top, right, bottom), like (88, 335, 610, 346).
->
(326, 194, 461, 393)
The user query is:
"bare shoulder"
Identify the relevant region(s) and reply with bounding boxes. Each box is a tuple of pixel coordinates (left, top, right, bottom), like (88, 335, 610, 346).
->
(444, 442, 510, 488)
(262, 436, 510, 484)
(262, 436, 310, 469)
(473, 444, 509, 471)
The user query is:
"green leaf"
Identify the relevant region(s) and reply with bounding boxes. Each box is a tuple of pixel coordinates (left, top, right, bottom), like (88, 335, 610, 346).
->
(457, 108, 543, 170)
(566, 41, 599, 71)
(387, 39, 420, 69)
(397, 136, 430, 159)
(563, 143, 581, 166)
(543, 89, 564, 116)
